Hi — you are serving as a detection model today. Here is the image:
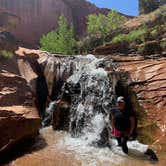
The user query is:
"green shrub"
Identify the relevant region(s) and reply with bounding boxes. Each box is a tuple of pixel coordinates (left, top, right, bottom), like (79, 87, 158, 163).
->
(160, 39, 166, 51)
(87, 10, 126, 43)
(126, 27, 148, 43)
(0, 50, 14, 59)
(111, 34, 126, 43)
(111, 27, 148, 44)
(76, 35, 103, 54)
(150, 28, 158, 38)
(40, 15, 76, 55)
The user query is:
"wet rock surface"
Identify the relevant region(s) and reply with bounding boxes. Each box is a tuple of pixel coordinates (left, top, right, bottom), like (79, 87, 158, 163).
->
(52, 100, 70, 131)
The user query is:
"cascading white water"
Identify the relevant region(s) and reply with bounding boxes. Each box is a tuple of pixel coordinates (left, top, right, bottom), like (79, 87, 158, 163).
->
(66, 54, 116, 146)
(43, 54, 116, 143)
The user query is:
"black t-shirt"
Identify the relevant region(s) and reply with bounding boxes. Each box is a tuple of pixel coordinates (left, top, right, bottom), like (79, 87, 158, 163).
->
(110, 108, 134, 131)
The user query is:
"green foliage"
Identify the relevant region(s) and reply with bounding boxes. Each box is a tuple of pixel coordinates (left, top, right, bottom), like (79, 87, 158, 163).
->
(87, 14, 109, 40)
(40, 15, 76, 55)
(111, 27, 148, 44)
(151, 28, 158, 38)
(160, 38, 166, 50)
(107, 10, 126, 31)
(0, 50, 13, 59)
(76, 35, 103, 54)
(87, 10, 126, 42)
(126, 27, 148, 42)
(39, 31, 58, 53)
(75, 10, 127, 53)
(111, 34, 126, 43)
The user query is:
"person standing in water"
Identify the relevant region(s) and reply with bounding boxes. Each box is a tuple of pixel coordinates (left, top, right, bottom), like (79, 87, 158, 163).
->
(110, 96, 135, 154)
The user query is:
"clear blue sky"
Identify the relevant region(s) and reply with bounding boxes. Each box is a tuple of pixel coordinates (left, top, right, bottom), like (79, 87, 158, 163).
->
(87, 0, 139, 16)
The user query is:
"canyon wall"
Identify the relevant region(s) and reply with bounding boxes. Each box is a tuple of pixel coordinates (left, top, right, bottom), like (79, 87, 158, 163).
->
(0, 0, 109, 47)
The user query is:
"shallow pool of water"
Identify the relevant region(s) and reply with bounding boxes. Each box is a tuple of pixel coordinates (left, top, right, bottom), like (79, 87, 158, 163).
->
(8, 127, 166, 166)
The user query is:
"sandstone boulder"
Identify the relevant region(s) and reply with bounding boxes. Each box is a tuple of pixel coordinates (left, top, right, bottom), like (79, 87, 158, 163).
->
(0, 70, 41, 157)
(0, 49, 43, 158)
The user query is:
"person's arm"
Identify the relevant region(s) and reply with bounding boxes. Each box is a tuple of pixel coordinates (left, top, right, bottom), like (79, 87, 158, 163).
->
(129, 116, 135, 135)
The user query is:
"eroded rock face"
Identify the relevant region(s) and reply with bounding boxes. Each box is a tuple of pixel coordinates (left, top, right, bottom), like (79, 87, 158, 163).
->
(111, 55, 166, 149)
(0, 47, 46, 157)
(94, 42, 129, 55)
(0, 70, 41, 157)
(0, 0, 109, 47)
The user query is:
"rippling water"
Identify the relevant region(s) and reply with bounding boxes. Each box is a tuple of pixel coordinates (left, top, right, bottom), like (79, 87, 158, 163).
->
(8, 127, 166, 166)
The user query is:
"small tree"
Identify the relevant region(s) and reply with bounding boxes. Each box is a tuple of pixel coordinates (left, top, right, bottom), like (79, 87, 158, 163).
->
(107, 10, 126, 31)
(40, 15, 76, 55)
(87, 14, 109, 40)
(87, 10, 126, 43)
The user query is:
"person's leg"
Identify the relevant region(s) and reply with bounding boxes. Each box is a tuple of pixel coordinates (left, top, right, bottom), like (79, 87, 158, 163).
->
(116, 137, 122, 146)
(121, 135, 128, 154)
(113, 128, 122, 146)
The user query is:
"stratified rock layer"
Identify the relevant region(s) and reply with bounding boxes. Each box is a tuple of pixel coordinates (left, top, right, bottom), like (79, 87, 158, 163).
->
(0, 55, 41, 157)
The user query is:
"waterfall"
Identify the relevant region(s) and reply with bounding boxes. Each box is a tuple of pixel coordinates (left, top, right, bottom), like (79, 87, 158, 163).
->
(42, 54, 158, 161)
(42, 54, 116, 144)
(58, 54, 117, 146)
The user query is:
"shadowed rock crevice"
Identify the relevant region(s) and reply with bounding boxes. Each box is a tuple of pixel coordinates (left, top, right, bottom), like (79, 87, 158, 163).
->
(36, 75, 48, 119)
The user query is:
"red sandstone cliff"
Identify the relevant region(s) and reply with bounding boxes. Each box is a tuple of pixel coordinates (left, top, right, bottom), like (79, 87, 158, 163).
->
(0, 0, 110, 47)
(0, 56, 41, 158)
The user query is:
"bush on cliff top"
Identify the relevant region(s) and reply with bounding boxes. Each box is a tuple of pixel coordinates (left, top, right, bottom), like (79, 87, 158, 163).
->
(75, 10, 126, 54)
(40, 15, 76, 55)
(0, 50, 13, 60)
(87, 10, 126, 43)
